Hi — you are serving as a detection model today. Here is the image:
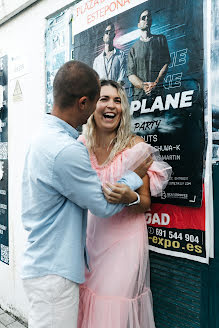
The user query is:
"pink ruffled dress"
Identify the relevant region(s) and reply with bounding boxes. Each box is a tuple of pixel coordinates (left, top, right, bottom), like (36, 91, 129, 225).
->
(77, 136, 171, 328)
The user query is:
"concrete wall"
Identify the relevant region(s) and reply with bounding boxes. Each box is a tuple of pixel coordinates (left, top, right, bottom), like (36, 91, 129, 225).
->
(0, 0, 75, 322)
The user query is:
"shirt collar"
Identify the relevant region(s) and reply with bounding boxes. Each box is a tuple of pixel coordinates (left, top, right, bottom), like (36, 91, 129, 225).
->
(103, 48, 117, 57)
(44, 114, 79, 139)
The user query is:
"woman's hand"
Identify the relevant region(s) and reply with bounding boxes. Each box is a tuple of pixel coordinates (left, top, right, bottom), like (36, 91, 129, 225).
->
(102, 182, 138, 204)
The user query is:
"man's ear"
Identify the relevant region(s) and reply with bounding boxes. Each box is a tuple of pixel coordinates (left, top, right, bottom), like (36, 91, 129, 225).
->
(78, 96, 88, 110)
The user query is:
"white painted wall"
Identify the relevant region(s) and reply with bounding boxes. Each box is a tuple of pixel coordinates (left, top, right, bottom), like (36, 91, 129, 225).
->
(0, 0, 76, 322)
(0, 0, 38, 21)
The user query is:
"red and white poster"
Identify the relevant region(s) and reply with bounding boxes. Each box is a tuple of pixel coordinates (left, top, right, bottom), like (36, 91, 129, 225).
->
(146, 188, 207, 263)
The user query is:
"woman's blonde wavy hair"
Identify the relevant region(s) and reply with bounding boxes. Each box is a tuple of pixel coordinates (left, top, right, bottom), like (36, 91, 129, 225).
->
(82, 80, 133, 164)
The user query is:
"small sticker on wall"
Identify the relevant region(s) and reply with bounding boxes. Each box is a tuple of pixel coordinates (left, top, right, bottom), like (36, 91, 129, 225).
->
(13, 80, 23, 102)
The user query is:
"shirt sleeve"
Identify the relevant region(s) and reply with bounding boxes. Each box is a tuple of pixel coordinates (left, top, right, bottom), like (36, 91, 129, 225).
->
(52, 142, 143, 218)
(117, 51, 126, 83)
(118, 171, 143, 190)
(127, 47, 136, 77)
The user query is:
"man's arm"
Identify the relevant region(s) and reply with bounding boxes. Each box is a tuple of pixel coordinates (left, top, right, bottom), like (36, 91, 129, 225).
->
(143, 63, 169, 94)
(117, 51, 126, 85)
(103, 174, 151, 214)
(52, 142, 144, 218)
(128, 74, 153, 96)
(128, 63, 168, 94)
(144, 35, 170, 94)
(127, 48, 148, 92)
(128, 74, 144, 89)
(127, 47, 143, 88)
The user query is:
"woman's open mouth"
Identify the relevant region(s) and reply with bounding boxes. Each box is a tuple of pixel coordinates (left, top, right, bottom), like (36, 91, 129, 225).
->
(103, 113, 116, 120)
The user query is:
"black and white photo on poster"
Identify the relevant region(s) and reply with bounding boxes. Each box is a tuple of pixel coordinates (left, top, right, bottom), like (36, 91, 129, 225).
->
(72, 0, 205, 207)
(45, 10, 72, 113)
(0, 55, 9, 265)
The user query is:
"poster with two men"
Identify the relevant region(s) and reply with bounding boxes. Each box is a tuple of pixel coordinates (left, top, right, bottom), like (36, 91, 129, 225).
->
(72, 0, 208, 263)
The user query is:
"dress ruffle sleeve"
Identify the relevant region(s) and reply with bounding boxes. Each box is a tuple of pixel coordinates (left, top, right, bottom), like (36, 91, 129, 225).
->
(78, 135, 172, 197)
(122, 142, 172, 197)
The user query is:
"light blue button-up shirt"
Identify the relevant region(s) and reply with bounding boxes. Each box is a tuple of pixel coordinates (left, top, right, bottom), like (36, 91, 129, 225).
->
(21, 114, 143, 283)
(93, 48, 126, 83)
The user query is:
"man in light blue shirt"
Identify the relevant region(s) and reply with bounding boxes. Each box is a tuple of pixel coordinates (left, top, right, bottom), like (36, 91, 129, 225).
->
(21, 61, 150, 328)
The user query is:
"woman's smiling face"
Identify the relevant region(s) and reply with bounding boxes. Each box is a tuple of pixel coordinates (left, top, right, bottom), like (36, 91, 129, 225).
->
(94, 85, 122, 133)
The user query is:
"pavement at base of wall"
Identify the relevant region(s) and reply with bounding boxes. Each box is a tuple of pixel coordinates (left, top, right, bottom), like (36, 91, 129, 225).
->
(0, 308, 27, 328)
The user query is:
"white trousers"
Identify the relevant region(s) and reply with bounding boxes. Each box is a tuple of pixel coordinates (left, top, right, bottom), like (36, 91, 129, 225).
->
(23, 275, 79, 328)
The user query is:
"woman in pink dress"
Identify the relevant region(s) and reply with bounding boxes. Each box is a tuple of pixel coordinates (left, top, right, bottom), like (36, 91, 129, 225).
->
(77, 80, 171, 328)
